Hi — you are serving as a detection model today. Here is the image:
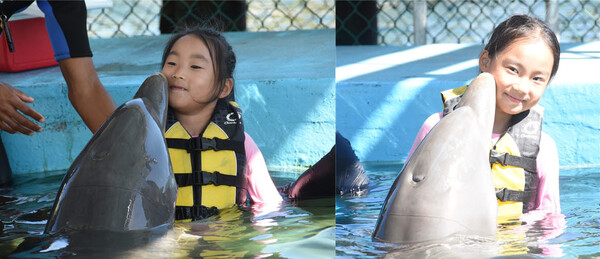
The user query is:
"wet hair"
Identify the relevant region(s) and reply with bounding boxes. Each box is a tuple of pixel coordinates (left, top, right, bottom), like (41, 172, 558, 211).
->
(162, 27, 236, 101)
(483, 14, 560, 79)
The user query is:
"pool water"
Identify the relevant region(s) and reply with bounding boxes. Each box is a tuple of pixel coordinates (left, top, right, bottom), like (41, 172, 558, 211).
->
(0, 168, 334, 258)
(336, 162, 600, 258)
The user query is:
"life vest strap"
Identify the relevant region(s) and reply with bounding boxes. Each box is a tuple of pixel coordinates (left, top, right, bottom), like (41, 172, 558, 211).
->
(175, 170, 240, 187)
(495, 187, 535, 202)
(489, 150, 537, 173)
(167, 137, 244, 153)
(175, 205, 219, 221)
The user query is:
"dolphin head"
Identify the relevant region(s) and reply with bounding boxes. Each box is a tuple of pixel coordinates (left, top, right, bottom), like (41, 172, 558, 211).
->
(373, 73, 498, 243)
(133, 72, 168, 132)
(45, 73, 177, 235)
(455, 72, 496, 134)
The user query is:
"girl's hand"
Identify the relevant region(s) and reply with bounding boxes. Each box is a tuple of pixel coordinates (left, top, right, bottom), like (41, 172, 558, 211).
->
(0, 81, 45, 136)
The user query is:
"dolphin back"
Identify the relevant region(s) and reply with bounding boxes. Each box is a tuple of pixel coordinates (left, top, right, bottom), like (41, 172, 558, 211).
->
(373, 73, 497, 243)
(45, 73, 177, 234)
(335, 131, 369, 196)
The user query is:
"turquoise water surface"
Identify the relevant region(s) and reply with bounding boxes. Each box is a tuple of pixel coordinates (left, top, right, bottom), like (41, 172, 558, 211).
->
(0, 169, 334, 258)
(336, 162, 600, 258)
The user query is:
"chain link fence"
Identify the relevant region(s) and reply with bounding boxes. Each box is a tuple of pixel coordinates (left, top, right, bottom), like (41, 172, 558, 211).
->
(338, 0, 600, 46)
(86, 0, 334, 38)
(86, 0, 600, 44)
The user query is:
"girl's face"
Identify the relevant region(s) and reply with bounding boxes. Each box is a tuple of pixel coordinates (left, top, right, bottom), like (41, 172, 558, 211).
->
(480, 37, 554, 116)
(162, 35, 224, 114)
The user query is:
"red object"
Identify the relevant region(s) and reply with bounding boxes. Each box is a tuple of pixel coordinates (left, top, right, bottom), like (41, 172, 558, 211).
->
(0, 17, 58, 72)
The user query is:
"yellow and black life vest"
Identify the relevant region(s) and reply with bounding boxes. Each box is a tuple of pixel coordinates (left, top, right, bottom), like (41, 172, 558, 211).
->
(165, 99, 247, 221)
(442, 85, 542, 219)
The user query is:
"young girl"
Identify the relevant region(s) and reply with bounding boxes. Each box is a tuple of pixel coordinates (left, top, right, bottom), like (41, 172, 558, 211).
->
(407, 15, 561, 220)
(161, 27, 282, 221)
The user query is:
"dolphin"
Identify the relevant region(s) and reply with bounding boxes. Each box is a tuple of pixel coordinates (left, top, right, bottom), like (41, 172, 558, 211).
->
(44, 73, 177, 234)
(372, 73, 498, 243)
(335, 131, 368, 196)
(281, 131, 368, 200)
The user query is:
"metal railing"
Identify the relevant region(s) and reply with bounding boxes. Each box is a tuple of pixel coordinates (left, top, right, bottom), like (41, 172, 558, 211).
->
(337, 0, 600, 45)
(86, 0, 335, 38)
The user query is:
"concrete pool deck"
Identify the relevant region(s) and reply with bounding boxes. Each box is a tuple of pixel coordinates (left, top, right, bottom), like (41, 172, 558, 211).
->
(337, 42, 600, 168)
(1, 29, 335, 175)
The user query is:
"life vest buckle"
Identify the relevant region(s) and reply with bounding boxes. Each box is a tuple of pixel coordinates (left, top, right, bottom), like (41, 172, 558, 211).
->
(187, 137, 218, 151)
(201, 138, 218, 151)
(202, 171, 221, 186)
(489, 150, 508, 166)
(496, 187, 508, 201)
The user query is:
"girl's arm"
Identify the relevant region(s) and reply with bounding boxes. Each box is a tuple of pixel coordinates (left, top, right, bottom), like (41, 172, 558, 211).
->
(406, 112, 442, 162)
(244, 133, 283, 204)
(534, 132, 561, 213)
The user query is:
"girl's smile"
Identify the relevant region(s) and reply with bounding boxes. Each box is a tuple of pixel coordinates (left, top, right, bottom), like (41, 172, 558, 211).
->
(504, 92, 524, 104)
(169, 85, 186, 91)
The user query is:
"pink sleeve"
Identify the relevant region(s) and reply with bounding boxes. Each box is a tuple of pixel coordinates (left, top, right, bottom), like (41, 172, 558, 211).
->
(534, 132, 561, 213)
(406, 113, 443, 162)
(244, 132, 283, 204)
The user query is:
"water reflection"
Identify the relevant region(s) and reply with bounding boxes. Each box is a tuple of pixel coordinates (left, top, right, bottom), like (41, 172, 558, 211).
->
(0, 169, 335, 258)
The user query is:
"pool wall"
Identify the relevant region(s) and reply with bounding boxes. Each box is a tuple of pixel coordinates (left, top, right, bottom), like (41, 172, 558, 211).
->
(337, 42, 600, 168)
(1, 29, 335, 175)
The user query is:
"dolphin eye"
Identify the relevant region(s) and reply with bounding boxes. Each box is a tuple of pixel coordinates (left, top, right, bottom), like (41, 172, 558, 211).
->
(92, 150, 109, 161)
(412, 175, 424, 182)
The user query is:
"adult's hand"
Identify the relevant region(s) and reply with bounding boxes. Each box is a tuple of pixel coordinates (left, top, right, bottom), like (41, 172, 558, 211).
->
(0, 81, 45, 135)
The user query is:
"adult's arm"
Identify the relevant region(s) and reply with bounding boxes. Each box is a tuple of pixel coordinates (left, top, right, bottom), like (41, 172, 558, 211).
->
(38, 0, 116, 132)
(58, 58, 115, 133)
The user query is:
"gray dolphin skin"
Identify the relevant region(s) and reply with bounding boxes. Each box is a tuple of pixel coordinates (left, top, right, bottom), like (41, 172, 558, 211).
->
(44, 73, 177, 234)
(373, 73, 498, 243)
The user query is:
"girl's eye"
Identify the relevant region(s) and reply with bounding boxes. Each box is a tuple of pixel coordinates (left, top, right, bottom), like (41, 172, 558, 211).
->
(533, 76, 545, 83)
(166, 62, 176, 66)
(191, 65, 202, 69)
(508, 67, 518, 74)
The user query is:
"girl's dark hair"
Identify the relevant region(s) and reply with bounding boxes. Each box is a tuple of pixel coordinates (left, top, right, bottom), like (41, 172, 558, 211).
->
(484, 14, 560, 79)
(162, 27, 236, 101)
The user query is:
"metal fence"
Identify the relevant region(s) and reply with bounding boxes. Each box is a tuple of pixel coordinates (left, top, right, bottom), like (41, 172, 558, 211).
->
(338, 0, 600, 45)
(86, 0, 335, 38)
(87, 0, 600, 44)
